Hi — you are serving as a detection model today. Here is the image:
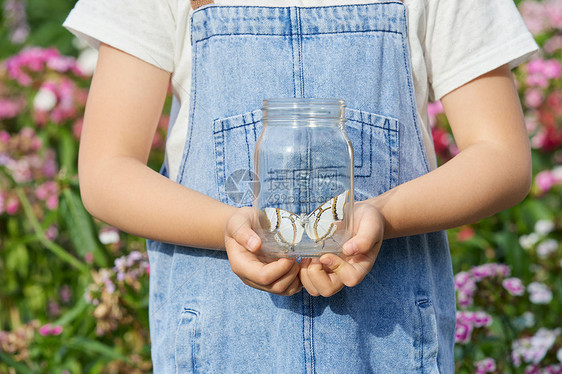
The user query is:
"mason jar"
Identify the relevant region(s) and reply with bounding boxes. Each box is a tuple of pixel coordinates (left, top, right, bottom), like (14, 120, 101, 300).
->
(254, 98, 354, 258)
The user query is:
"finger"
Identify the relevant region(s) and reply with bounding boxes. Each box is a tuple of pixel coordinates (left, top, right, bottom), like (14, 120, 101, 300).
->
(283, 274, 303, 296)
(307, 258, 344, 297)
(299, 258, 320, 296)
(267, 259, 301, 294)
(342, 219, 382, 256)
(319, 254, 366, 288)
(227, 242, 296, 286)
(226, 212, 261, 252)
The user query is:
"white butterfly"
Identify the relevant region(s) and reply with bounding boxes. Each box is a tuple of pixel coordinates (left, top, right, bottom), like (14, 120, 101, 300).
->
(263, 190, 350, 248)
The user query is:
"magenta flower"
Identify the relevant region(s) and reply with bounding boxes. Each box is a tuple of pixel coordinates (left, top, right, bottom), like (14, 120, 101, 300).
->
(503, 277, 525, 296)
(455, 320, 473, 344)
(475, 358, 496, 374)
(39, 323, 63, 336)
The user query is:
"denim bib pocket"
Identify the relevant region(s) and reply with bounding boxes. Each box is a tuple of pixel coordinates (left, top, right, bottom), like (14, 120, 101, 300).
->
(415, 298, 440, 373)
(344, 108, 399, 201)
(212, 109, 263, 207)
(175, 307, 200, 374)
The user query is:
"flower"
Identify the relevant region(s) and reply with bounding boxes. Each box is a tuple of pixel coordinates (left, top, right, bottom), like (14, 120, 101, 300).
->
(535, 220, 556, 235)
(475, 358, 496, 374)
(503, 277, 526, 296)
(512, 328, 560, 366)
(455, 320, 473, 344)
(33, 86, 57, 111)
(521, 233, 541, 249)
(38, 323, 63, 336)
(99, 227, 120, 245)
(537, 239, 558, 258)
(528, 282, 553, 304)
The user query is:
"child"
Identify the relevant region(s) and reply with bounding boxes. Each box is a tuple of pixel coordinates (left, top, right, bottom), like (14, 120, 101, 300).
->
(64, 0, 537, 372)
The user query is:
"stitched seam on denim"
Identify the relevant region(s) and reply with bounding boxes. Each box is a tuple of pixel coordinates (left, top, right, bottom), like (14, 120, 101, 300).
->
(192, 29, 401, 45)
(290, 8, 297, 98)
(192, 2, 402, 13)
(174, 308, 199, 374)
(178, 46, 198, 185)
(390, 127, 400, 188)
(400, 7, 430, 174)
(349, 119, 399, 132)
(418, 304, 425, 372)
(297, 7, 305, 98)
(310, 295, 315, 374)
(212, 121, 260, 133)
(243, 123, 252, 177)
(301, 292, 307, 373)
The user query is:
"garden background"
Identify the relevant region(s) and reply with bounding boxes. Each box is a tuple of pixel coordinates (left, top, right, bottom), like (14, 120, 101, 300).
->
(0, 0, 561, 373)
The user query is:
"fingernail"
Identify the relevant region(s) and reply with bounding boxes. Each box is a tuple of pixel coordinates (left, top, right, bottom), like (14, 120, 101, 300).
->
(247, 236, 259, 251)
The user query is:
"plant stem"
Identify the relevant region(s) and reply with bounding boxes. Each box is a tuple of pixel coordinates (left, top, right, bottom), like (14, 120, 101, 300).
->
(15, 188, 88, 274)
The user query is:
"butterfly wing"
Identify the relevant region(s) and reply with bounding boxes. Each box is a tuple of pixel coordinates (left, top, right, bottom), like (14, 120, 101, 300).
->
(264, 207, 304, 247)
(304, 190, 349, 242)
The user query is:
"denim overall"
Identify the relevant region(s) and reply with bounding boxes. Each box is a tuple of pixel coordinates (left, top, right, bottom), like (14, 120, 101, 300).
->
(147, 2, 456, 373)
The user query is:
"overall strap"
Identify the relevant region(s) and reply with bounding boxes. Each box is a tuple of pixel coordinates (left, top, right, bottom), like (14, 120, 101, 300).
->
(191, 0, 214, 10)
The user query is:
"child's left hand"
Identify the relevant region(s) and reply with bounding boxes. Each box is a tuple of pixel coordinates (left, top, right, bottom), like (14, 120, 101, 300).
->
(299, 201, 385, 297)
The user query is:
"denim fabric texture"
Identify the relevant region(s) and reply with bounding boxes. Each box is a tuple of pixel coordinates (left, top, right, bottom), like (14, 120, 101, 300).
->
(147, 2, 456, 373)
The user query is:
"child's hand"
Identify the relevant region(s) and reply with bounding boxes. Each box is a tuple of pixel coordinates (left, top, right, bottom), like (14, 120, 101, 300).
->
(225, 207, 302, 296)
(299, 202, 385, 297)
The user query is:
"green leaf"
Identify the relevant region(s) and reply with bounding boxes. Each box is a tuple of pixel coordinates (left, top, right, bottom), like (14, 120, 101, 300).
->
(0, 351, 34, 374)
(53, 298, 89, 327)
(60, 188, 107, 267)
(5, 244, 30, 278)
(65, 337, 131, 363)
(58, 127, 77, 174)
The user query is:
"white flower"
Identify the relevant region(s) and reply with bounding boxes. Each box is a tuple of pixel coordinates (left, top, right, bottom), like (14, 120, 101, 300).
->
(520, 233, 540, 249)
(98, 227, 120, 245)
(77, 48, 98, 76)
(535, 220, 555, 235)
(528, 282, 553, 304)
(537, 239, 558, 258)
(552, 166, 562, 181)
(558, 347, 562, 363)
(33, 87, 57, 111)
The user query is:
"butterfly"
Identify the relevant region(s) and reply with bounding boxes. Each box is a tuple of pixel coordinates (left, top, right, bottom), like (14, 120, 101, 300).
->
(263, 190, 350, 249)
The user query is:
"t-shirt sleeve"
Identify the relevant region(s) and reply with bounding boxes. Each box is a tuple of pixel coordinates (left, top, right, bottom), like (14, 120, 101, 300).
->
(425, 0, 539, 101)
(62, 0, 178, 72)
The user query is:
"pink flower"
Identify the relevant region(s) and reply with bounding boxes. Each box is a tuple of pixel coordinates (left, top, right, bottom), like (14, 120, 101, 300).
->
(475, 358, 496, 374)
(454, 320, 473, 344)
(473, 311, 493, 327)
(535, 170, 558, 193)
(525, 88, 544, 108)
(46, 195, 58, 210)
(84, 252, 94, 264)
(427, 101, 444, 127)
(5, 195, 19, 215)
(39, 323, 63, 336)
(457, 226, 475, 242)
(0, 99, 22, 120)
(503, 277, 525, 296)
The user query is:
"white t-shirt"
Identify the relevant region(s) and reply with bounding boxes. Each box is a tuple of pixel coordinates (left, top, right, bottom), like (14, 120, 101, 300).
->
(63, 0, 538, 178)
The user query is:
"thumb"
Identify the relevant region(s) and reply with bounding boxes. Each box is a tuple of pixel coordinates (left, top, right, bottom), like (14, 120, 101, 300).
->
(228, 218, 261, 252)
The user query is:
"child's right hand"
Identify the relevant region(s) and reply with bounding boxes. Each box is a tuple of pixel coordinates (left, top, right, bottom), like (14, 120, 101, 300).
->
(224, 207, 302, 296)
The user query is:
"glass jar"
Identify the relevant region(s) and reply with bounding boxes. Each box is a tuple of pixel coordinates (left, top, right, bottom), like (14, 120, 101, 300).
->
(254, 98, 354, 257)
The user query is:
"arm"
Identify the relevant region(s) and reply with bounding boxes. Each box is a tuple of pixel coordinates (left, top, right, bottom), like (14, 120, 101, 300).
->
(81, 44, 300, 294)
(79, 43, 236, 249)
(371, 64, 531, 238)
(300, 64, 531, 296)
